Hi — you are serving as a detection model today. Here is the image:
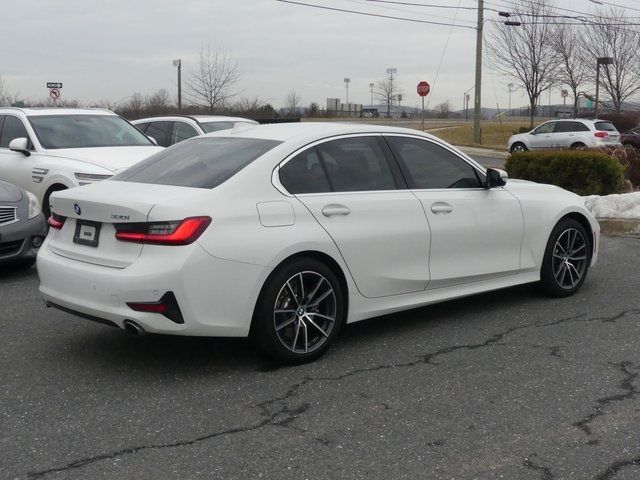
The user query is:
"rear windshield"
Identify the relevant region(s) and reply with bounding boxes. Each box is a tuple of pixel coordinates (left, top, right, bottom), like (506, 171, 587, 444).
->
(28, 115, 152, 149)
(200, 121, 256, 133)
(595, 121, 617, 132)
(112, 137, 281, 188)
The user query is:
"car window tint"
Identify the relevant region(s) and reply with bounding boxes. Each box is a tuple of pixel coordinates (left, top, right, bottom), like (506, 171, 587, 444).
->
(534, 122, 556, 134)
(171, 122, 199, 145)
(113, 137, 281, 189)
(145, 121, 174, 147)
(386, 136, 482, 189)
(595, 121, 617, 132)
(572, 122, 590, 132)
(316, 137, 396, 192)
(0, 116, 30, 148)
(135, 122, 149, 134)
(279, 147, 331, 194)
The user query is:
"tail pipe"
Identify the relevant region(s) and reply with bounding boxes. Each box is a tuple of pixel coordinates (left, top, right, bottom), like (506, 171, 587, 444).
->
(123, 320, 145, 336)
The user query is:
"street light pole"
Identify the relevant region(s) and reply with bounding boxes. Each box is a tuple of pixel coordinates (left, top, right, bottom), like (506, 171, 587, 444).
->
(344, 77, 351, 104)
(508, 83, 514, 112)
(369, 82, 374, 107)
(173, 59, 182, 112)
(473, 0, 484, 144)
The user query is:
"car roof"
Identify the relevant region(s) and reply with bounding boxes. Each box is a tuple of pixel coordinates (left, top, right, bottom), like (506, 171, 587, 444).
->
(132, 114, 256, 124)
(204, 121, 440, 143)
(0, 107, 115, 117)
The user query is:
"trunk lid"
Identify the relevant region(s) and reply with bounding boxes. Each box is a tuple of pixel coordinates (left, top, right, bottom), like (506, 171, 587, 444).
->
(47, 181, 208, 268)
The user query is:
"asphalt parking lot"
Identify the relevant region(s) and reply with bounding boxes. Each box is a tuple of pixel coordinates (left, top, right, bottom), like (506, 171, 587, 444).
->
(1, 235, 639, 479)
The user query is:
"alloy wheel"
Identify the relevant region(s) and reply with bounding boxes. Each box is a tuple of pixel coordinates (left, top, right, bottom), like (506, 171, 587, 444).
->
(273, 271, 337, 354)
(552, 228, 588, 289)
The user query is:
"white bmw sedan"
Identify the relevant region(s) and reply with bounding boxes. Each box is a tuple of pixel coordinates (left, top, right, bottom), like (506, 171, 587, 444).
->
(38, 123, 599, 363)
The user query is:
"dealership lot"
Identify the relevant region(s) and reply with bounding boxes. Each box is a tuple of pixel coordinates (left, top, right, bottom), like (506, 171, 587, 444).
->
(1, 235, 639, 479)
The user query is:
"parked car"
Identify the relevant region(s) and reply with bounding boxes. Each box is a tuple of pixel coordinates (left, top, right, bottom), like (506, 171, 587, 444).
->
(507, 118, 621, 153)
(38, 123, 599, 363)
(0, 179, 47, 268)
(0, 107, 164, 216)
(131, 115, 259, 147)
(620, 127, 640, 149)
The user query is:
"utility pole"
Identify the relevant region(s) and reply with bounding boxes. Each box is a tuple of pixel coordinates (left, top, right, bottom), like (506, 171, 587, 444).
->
(369, 82, 374, 107)
(344, 77, 351, 104)
(173, 59, 182, 112)
(508, 83, 514, 112)
(473, 0, 483, 144)
(594, 57, 613, 119)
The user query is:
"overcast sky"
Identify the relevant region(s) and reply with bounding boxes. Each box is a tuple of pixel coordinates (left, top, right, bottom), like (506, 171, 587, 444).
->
(3, 0, 640, 111)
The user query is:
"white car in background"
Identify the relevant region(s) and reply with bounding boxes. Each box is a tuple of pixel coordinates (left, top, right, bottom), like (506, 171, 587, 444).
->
(131, 115, 259, 147)
(507, 118, 621, 153)
(0, 108, 163, 216)
(38, 123, 599, 363)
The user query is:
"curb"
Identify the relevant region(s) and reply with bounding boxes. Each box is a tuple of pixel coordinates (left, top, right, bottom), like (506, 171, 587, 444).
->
(598, 219, 640, 238)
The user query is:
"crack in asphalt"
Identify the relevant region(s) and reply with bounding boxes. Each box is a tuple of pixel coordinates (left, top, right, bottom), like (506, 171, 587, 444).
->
(573, 361, 639, 436)
(524, 455, 555, 480)
(25, 308, 640, 478)
(593, 455, 640, 480)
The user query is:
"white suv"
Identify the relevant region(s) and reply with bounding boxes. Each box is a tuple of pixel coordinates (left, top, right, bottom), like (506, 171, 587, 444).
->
(131, 115, 258, 147)
(507, 118, 621, 153)
(0, 107, 163, 216)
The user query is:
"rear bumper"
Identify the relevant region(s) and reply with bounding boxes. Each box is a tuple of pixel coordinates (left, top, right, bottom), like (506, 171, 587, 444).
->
(0, 214, 47, 264)
(37, 240, 270, 337)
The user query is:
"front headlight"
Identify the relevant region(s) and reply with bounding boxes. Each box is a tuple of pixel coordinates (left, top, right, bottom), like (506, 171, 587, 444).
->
(74, 172, 113, 186)
(25, 190, 41, 219)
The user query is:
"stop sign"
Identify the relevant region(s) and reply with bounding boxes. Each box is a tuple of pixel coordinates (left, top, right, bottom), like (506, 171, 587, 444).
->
(417, 81, 430, 97)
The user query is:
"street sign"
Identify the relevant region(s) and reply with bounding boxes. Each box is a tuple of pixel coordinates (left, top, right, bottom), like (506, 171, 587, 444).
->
(49, 88, 61, 100)
(417, 81, 430, 97)
(47, 82, 62, 89)
(561, 89, 569, 98)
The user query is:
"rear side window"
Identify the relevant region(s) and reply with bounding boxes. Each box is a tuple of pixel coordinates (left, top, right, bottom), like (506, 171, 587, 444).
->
(145, 121, 173, 147)
(0, 116, 30, 148)
(386, 136, 482, 189)
(280, 148, 331, 194)
(595, 121, 617, 132)
(171, 122, 199, 144)
(200, 121, 235, 133)
(113, 137, 281, 189)
(554, 121, 590, 133)
(316, 137, 397, 192)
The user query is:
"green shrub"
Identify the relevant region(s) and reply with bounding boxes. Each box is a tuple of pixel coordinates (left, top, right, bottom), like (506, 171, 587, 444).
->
(505, 150, 624, 196)
(595, 145, 640, 189)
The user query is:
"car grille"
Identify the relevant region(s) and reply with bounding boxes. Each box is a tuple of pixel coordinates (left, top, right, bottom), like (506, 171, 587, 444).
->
(0, 207, 18, 226)
(0, 240, 23, 256)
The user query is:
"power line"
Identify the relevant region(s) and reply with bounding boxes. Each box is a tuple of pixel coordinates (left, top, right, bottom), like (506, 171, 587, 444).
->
(274, 0, 477, 29)
(345, 0, 477, 24)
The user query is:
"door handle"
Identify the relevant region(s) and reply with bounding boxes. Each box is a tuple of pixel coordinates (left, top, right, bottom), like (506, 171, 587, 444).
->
(431, 202, 453, 214)
(322, 204, 351, 217)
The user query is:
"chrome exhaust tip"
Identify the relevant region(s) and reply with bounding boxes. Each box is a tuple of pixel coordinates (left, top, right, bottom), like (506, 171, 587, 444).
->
(123, 320, 145, 336)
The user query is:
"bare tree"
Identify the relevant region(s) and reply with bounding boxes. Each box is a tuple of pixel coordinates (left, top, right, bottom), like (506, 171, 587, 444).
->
(374, 77, 402, 118)
(125, 92, 145, 118)
(233, 96, 266, 114)
(552, 24, 588, 117)
(436, 100, 453, 119)
(488, 0, 560, 127)
(0, 76, 9, 106)
(286, 91, 302, 116)
(581, 8, 640, 114)
(186, 46, 240, 114)
(147, 88, 172, 114)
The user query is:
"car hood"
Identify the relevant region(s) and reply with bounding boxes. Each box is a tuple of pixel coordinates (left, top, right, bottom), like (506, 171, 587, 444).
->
(0, 180, 23, 203)
(44, 146, 164, 173)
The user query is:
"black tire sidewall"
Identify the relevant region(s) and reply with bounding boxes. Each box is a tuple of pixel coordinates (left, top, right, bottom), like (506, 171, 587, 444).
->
(539, 218, 592, 297)
(252, 257, 346, 363)
(511, 143, 527, 153)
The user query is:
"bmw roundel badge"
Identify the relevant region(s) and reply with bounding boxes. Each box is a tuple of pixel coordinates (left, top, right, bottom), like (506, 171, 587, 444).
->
(74, 203, 81, 216)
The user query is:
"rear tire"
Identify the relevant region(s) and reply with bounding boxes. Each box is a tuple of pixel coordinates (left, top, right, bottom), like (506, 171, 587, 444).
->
(510, 142, 528, 153)
(251, 257, 345, 364)
(570, 142, 586, 150)
(537, 218, 591, 297)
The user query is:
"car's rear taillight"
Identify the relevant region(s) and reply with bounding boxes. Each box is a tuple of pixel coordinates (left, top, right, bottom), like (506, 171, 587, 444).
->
(114, 216, 211, 245)
(47, 214, 66, 229)
(594, 131, 608, 138)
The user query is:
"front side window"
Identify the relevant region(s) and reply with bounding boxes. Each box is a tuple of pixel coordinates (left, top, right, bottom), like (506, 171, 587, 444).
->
(0, 116, 30, 148)
(534, 122, 556, 135)
(28, 115, 152, 149)
(171, 122, 199, 145)
(279, 147, 331, 194)
(316, 137, 397, 192)
(386, 136, 482, 189)
(113, 137, 281, 189)
(145, 121, 173, 147)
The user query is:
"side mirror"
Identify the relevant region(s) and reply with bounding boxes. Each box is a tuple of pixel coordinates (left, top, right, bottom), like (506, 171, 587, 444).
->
(147, 135, 158, 146)
(9, 137, 31, 157)
(485, 168, 507, 189)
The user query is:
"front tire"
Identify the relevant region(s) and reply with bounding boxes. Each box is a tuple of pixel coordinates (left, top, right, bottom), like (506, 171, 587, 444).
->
(252, 258, 346, 363)
(537, 218, 591, 297)
(510, 142, 528, 153)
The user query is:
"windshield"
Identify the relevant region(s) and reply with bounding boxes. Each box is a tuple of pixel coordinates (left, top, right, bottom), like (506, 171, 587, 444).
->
(28, 115, 153, 149)
(200, 120, 257, 134)
(112, 137, 281, 188)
